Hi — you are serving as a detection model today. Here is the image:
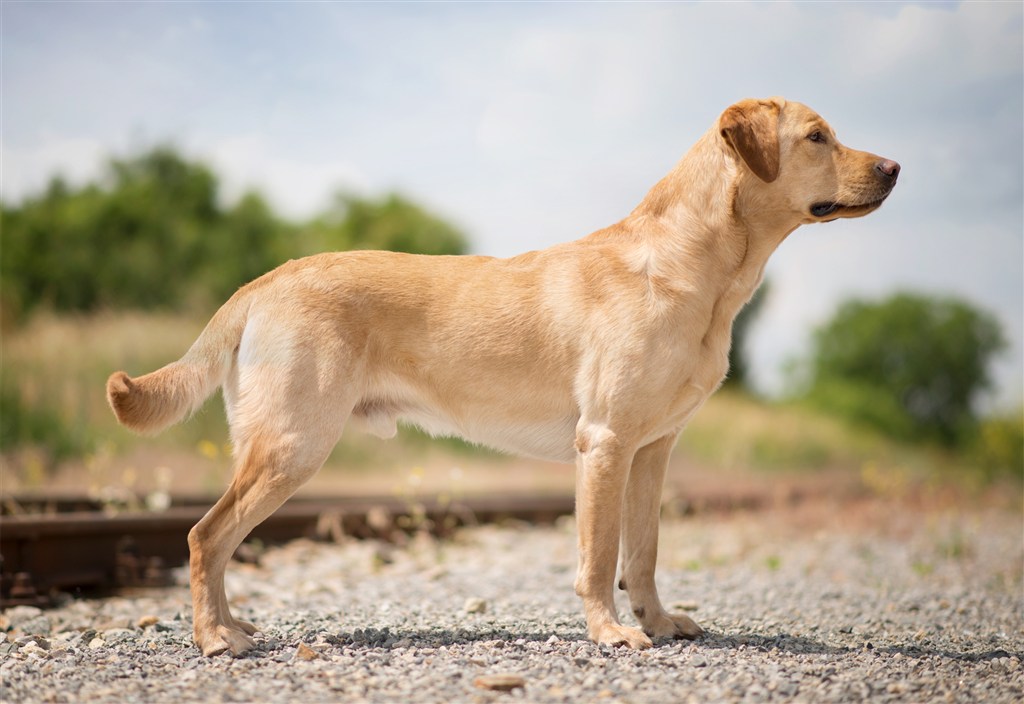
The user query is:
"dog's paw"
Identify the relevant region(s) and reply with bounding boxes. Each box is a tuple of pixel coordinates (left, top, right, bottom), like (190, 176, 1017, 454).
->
(196, 625, 257, 657)
(639, 611, 704, 640)
(589, 622, 654, 649)
(232, 617, 259, 636)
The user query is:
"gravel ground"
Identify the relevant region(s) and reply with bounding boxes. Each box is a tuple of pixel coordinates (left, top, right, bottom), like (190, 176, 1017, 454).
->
(2, 500, 1021, 703)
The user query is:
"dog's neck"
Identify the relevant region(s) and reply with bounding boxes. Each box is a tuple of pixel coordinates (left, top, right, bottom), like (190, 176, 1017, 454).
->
(622, 128, 799, 297)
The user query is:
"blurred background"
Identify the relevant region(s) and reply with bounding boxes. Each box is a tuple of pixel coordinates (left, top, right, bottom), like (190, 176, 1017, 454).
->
(2, 1, 1021, 505)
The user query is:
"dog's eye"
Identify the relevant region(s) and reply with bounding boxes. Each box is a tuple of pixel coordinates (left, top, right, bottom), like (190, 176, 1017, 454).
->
(808, 131, 826, 144)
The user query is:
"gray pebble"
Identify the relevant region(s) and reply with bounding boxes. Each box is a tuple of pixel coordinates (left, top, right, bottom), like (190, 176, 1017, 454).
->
(2, 514, 1021, 704)
(464, 597, 487, 614)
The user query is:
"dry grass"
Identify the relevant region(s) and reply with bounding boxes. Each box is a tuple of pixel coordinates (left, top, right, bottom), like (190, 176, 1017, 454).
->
(3, 310, 222, 450)
(680, 389, 942, 474)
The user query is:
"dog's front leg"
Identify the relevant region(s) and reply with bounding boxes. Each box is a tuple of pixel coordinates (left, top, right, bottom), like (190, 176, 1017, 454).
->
(573, 425, 652, 649)
(620, 434, 703, 640)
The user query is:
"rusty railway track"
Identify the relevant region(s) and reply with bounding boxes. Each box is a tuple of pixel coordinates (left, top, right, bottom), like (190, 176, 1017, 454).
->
(0, 493, 576, 609)
(0, 485, 784, 609)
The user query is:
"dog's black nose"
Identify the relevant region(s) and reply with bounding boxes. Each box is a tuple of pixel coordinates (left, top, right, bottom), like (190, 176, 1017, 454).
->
(876, 159, 900, 181)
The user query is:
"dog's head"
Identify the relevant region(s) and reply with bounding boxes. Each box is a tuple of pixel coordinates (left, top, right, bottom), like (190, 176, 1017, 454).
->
(719, 97, 899, 224)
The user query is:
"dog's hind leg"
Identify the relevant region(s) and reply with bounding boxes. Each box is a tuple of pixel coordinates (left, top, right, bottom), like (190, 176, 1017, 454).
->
(187, 324, 356, 657)
(187, 415, 347, 656)
(619, 433, 703, 640)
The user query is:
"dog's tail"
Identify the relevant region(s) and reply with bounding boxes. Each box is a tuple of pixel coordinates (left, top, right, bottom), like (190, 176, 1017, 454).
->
(106, 289, 250, 435)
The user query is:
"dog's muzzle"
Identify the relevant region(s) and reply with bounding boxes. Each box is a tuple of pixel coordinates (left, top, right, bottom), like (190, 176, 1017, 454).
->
(811, 158, 901, 220)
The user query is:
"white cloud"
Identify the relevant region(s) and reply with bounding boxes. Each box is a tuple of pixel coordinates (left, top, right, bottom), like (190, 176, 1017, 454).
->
(848, 1, 1022, 82)
(199, 134, 370, 220)
(1, 136, 107, 203)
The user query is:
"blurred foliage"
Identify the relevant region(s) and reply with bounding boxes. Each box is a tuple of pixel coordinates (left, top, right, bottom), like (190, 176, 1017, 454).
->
(0, 146, 467, 323)
(312, 192, 468, 257)
(1, 147, 468, 464)
(725, 281, 769, 391)
(1, 312, 214, 470)
(967, 411, 1024, 481)
(2, 149, 224, 317)
(800, 292, 1007, 447)
(0, 378, 91, 462)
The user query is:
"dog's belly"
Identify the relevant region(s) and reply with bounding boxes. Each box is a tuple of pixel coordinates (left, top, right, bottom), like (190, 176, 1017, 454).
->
(404, 407, 580, 463)
(351, 394, 580, 463)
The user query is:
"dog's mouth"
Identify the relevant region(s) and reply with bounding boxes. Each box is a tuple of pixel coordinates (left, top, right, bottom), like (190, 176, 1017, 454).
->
(810, 193, 891, 221)
(810, 202, 841, 218)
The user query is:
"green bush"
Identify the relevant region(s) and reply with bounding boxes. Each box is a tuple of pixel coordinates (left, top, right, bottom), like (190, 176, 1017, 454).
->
(2, 150, 227, 317)
(801, 378, 919, 442)
(0, 375, 92, 462)
(310, 192, 468, 256)
(969, 411, 1024, 479)
(801, 292, 1006, 446)
(1, 147, 468, 322)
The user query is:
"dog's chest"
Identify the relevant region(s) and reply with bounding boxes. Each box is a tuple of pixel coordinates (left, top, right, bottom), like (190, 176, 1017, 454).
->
(653, 270, 764, 435)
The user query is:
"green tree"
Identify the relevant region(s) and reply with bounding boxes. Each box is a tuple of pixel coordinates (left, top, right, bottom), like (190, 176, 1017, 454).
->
(803, 292, 1006, 445)
(1, 149, 468, 322)
(1, 147, 224, 317)
(314, 192, 467, 256)
(725, 281, 770, 391)
(202, 191, 295, 303)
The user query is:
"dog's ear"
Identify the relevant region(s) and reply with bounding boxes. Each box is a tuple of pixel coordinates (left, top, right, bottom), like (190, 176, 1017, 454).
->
(719, 99, 781, 183)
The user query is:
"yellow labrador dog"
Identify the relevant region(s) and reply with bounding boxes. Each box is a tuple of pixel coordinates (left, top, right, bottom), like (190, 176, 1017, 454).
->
(107, 97, 899, 656)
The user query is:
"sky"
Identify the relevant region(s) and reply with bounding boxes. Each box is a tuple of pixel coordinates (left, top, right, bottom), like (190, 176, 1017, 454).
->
(3, 1, 1022, 406)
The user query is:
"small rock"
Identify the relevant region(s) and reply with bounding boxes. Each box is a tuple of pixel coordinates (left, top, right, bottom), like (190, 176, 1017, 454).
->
(294, 643, 319, 661)
(474, 673, 526, 692)
(424, 566, 447, 581)
(233, 543, 262, 565)
(102, 628, 135, 643)
(464, 597, 487, 614)
(14, 635, 49, 649)
(19, 641, 48, 659)
(691, 655, 708, 668)
(3, 605, 43, 627)
(670, 600, 700, 612)
(96, 618, 132, 631)
(776, 681, 798, 697)
(137, 615, 160, 629)
(88, 637, 105, 650)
